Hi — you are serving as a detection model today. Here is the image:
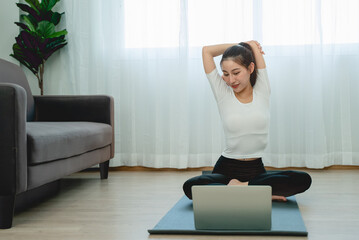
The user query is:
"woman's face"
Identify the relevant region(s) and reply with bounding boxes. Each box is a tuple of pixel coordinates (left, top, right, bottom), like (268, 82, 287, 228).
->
(221, 60, 254, 93)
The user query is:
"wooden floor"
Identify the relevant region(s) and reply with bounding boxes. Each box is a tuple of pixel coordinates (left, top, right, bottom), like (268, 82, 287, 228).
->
(2, 169, 359, 240)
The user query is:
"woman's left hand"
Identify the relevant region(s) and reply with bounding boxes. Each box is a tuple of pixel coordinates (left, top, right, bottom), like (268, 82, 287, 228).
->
(247, 40, 265, 55)
(246, 40, 266, 69)
(272, 195, 287, 202)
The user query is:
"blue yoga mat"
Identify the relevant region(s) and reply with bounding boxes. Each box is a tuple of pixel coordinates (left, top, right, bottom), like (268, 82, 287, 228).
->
(148, 196, 308, 236)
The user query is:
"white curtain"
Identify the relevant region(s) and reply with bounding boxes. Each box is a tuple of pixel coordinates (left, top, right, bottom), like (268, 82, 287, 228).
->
(42, 0, 359, 169)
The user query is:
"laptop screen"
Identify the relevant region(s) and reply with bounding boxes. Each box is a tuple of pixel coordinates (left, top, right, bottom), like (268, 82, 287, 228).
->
(192, 185, 272, 230)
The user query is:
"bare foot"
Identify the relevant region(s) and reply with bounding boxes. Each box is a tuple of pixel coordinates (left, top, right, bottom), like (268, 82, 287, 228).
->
(227, 180, 287, 202)
(272, 195, 287, 202)
(227, 179, 249, 186)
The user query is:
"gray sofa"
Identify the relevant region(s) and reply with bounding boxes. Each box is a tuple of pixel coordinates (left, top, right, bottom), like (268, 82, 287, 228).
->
(0, 58, 115, 229)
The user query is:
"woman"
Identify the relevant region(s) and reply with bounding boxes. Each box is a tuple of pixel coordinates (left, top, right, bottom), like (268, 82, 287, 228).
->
(183, 41, 312, 201)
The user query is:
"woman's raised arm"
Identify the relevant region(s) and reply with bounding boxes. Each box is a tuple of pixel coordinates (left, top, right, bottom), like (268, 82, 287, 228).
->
(246, 40, 266, 69)
(202, 43, 237, 74)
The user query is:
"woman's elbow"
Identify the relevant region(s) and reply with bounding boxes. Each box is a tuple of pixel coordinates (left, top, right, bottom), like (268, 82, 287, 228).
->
(202, 46, 207, 54)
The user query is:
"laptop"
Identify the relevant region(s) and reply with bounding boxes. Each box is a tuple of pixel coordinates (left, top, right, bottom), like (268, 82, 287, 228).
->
(192, 185, 272, 230)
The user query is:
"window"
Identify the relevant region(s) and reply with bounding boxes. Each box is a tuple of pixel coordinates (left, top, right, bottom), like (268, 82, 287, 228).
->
(321, 0, 359, 44)
(262, 0, 319, 46)
(124, 0, 180, 48)
(187, 0, 253, 46)
(124, 0, 359, 48)
(262, 0, 359, 45)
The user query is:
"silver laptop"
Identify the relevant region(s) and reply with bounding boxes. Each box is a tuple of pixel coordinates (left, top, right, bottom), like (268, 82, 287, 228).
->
(192, 185, 272, 230)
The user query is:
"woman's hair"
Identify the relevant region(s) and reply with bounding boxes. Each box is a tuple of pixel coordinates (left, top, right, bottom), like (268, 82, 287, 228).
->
(220, 42, 257, 87)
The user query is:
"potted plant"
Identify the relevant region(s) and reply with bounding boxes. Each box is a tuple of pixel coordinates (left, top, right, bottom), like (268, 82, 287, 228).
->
(10, 0, 67, 95)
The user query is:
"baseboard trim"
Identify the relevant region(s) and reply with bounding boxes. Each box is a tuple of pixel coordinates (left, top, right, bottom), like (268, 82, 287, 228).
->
(102, 165, 359, 172)
(109, 166, 214, 171)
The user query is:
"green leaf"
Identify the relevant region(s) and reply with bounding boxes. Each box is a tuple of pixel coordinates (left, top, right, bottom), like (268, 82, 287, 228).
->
(11, 44, 26, 59)
(11, 43, 39, 75)
(15, 22, 30, 32)
(26, 14, 40, 27)
(43, 42, 67, 60)
(15, 31, 44, 65)
(45, 36, 66, 49)
(41, 0, 60, 11)
(36, 21, 55, 38)
(50, 11, 62, 25)
(47, 29, 67, 38)
(24, 0, 41, 14)
(22, 15, 36, 32)
(16, 3, 41, 22)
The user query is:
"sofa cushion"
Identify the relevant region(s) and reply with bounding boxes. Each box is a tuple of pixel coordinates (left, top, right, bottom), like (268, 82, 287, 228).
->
(27, 122, 112, 165)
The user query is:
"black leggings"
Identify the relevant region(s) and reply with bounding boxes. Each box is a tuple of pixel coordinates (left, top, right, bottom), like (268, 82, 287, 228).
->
(183, 156, 312, 199)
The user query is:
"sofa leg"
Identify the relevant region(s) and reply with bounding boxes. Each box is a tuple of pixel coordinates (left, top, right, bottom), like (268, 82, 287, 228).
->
(0, 195, 15, 229)
(100, 160, 110, 179)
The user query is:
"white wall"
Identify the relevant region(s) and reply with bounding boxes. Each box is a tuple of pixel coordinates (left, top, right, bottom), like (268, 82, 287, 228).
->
(0, 1, 18, 63)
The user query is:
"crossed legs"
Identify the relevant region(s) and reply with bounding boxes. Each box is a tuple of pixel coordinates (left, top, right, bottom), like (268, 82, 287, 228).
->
(183, 170, 312, 200)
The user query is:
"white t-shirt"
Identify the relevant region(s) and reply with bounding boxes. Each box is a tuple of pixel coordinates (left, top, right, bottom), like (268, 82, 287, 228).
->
(207, 68, 271, 159)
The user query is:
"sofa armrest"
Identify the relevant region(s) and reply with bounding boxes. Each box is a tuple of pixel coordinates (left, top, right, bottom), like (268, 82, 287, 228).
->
(34, 95, 115, 158)
(0, 83, 27, 195)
